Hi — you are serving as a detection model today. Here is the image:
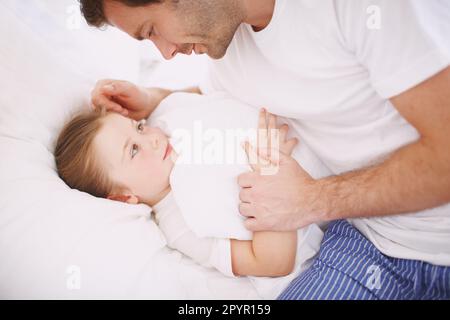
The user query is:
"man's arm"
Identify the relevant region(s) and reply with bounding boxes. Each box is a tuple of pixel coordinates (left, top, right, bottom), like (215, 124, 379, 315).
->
(231, 231, 297, 277)
(141, 86, 202, 115)
(239, 67, 450, 231)
(139, 86, 202, 118)
(319, 66, 450, 221)
(149, 86, 201, 97)
(171, 86, 202, 95)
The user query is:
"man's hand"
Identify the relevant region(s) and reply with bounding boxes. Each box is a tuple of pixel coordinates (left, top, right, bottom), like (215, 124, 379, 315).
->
(238, 147, 324, 231)
(238, 109, 325, 231)
(90, 79, 171, 120)
(239, 67, 450, 232)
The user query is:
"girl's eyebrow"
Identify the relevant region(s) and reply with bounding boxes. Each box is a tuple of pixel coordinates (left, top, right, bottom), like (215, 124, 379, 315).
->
(121, 119, 135, 163)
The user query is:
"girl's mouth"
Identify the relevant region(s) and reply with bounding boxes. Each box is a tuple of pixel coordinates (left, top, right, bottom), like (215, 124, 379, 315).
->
(163, 143, 172, 160)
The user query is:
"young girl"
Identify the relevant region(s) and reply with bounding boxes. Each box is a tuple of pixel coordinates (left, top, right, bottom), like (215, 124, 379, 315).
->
(54, 107, 299, 278)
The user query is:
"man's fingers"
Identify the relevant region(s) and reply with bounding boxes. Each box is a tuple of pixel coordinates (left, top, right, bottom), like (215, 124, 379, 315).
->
(244, 218, 263, 232)
(237, 171, 258, 187)
(239, 188, 253, 203)
(100, 80, 131, 97)
(92, 96, 124, 113)
(96, 79, 115, 86)
(101, 84, 115, 93)
(238, 202, 255, 217)
(90, 79, 134, 115)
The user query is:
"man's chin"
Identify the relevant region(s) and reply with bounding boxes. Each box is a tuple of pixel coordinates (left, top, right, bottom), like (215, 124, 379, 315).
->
(206, 47, 228, 60)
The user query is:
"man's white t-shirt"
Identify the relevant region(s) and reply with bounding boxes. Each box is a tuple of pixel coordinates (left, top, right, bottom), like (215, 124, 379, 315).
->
(200, 0, 450, 266)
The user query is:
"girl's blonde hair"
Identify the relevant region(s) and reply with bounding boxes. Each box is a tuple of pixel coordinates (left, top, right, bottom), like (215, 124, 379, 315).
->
(54, 109, 118, 198)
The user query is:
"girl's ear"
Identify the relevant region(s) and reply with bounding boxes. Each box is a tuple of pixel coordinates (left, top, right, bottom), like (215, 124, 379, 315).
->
(107, 194, 139, 204)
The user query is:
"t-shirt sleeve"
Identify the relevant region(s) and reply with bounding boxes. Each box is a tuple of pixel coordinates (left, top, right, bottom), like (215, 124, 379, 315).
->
(153, 195, 236, 278)
(335, 0, 450, 98)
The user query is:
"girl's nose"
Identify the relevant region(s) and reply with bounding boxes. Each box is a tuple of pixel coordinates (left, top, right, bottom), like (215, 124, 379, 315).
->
(149, 135, 159, 150)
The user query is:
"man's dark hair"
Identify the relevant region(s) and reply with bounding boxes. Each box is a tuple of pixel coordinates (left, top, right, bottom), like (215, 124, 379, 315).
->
(79, 0, 163, 28)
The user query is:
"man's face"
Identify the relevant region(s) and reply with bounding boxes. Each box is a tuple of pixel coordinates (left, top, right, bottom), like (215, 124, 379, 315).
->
(103, 0, 243, 59)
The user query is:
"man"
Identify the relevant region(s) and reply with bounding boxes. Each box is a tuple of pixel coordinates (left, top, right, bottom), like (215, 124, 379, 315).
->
(82, 0, 450, 299)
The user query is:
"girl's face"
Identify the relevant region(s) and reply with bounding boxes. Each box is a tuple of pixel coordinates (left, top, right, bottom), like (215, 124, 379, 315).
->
(93, 113, 175, 205)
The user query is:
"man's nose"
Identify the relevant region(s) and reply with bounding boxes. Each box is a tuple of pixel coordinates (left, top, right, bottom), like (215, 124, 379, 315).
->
(152, 36, 178, 60)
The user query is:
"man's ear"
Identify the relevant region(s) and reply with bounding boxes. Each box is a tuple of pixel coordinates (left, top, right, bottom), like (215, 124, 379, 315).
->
(107, 194, 139, 204)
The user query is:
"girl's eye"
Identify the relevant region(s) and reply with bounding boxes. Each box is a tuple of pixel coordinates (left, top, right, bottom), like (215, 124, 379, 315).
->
(131, 144, 139, 159)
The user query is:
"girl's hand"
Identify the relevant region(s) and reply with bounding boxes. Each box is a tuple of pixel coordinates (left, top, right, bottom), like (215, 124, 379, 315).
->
(90, 79, 171, 120)
(257, 108, 298, 157)
(239, 109, 318, 232)
(244, 108, 298, 174)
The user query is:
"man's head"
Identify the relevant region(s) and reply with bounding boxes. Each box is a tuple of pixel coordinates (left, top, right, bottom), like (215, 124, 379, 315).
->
(80, 0, 244, 59)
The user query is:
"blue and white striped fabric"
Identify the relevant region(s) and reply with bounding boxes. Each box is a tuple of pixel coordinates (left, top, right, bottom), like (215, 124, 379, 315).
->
(279, 220, 450, 300)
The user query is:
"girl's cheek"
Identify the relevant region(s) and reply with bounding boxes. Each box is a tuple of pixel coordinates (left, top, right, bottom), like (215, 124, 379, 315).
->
(138, 155, 159, 174)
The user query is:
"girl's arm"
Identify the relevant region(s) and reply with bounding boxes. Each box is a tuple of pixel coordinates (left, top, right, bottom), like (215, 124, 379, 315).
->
(154, 197, 297, 277)
(230, 109, 299, 276)
(230, 231, 297, 277)
(154, 110, 300, 277)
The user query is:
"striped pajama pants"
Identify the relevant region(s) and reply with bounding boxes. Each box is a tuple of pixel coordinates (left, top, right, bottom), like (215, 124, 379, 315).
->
(279, 220, 450, 300)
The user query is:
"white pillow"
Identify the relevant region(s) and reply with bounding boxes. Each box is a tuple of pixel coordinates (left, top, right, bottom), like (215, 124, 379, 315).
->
(150, 92, 332, 240)
(0, 2, 168, 298)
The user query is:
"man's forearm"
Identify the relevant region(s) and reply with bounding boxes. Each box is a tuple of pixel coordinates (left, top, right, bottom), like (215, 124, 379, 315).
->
(169, 86, 202, 95)
(178, 86, 202, 95)
(145, 86, 201, 96)
(141, 86, 202, 118)
(318, 138, 450, 221)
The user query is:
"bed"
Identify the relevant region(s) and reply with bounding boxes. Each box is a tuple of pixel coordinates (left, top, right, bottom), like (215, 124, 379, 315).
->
(0, 0, 261, 299)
